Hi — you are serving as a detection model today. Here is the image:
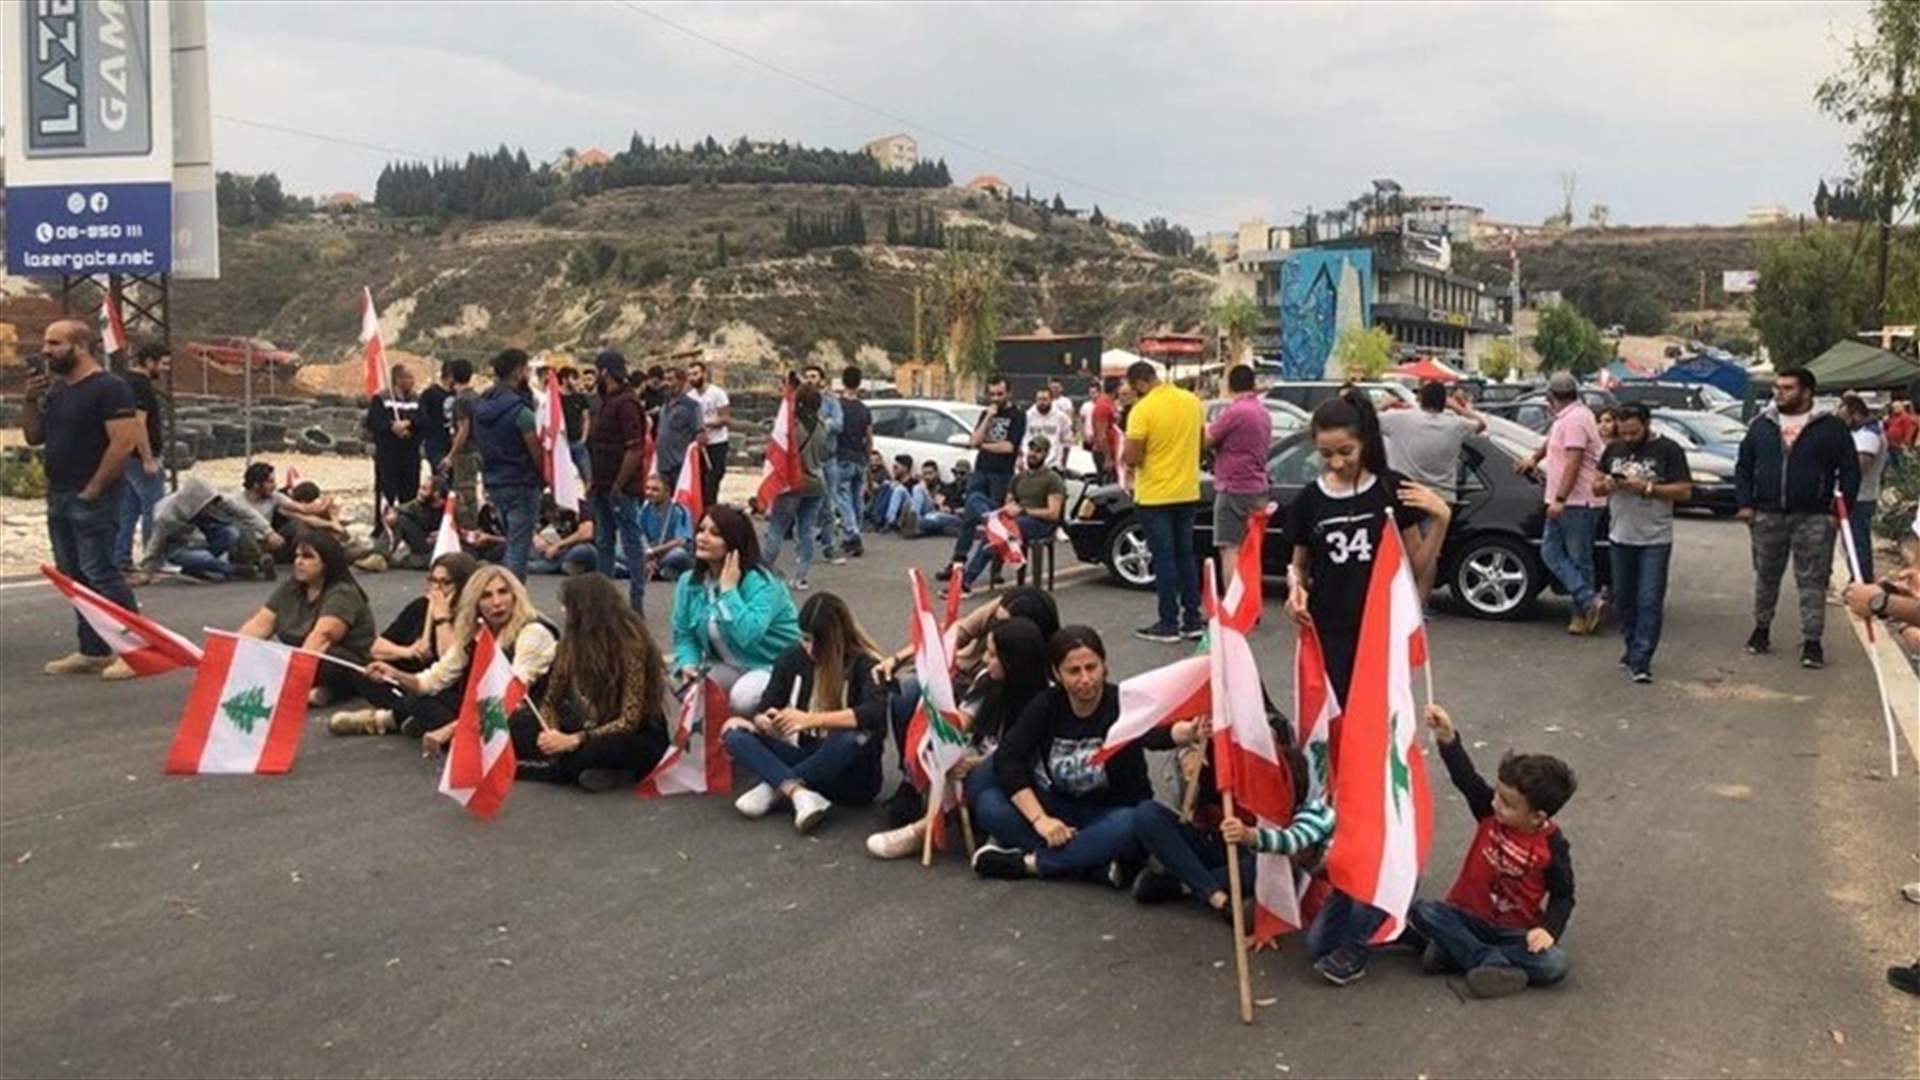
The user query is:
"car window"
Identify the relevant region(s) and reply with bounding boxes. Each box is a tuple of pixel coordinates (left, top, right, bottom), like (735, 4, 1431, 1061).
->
(1515, 404, 1551, 431)
(903, 407, 966, 444)
(1653, 419, 1699, 447)
(1267, 441, 1322, 487)
(1699, 385, 1736, 407)
(869, 405, 905, 439)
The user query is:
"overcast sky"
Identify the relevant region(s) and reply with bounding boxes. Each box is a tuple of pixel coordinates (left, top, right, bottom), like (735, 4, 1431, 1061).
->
(208, 0, 1873, 232)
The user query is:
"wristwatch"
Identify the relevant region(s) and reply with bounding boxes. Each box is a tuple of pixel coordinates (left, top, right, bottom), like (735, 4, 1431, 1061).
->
(1870, 589, 1890, 616)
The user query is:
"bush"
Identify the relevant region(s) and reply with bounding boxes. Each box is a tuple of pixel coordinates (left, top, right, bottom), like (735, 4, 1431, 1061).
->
(0, 455, 47, 498)
(828, 248, 864, 274)
(1534, 303, 1611, 375)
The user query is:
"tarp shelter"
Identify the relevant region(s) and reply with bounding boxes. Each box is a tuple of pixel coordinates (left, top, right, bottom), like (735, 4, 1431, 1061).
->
(1391, 358, 1463, 383)
(1805, 340, 1920, 392)
(1101, 349, 1161, 379)
(1661, 354, 1753, 401)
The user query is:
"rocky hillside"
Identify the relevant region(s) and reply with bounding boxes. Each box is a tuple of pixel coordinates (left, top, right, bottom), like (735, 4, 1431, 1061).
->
(168, 185, 1220, 384)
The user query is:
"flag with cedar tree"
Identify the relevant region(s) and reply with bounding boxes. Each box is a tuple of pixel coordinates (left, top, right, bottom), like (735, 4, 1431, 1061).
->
(438, 625, 523, 819)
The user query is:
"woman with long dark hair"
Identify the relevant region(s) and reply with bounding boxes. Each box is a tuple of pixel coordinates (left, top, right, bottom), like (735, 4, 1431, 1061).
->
(514, 572, 671, 792)
(671, 504, 802, 716)
(760, 384, 830, 590)
(723, 592, 888, 831)
(864, 615, 1052, 859)
(969, 626, 1208, 882)
(237, 528, 377, 705)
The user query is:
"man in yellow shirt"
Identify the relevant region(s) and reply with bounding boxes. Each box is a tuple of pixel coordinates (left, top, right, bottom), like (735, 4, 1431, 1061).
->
(1122, 361, 1206, 642)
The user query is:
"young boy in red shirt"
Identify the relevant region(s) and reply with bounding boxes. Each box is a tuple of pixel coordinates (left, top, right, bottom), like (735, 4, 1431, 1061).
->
(1410, 704, 1576, 999)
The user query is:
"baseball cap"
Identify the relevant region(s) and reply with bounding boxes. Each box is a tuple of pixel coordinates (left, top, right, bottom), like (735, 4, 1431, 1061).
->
(594, 349, 628, 380)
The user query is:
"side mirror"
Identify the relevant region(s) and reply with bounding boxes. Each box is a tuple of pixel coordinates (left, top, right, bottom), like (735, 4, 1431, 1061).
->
(947, 433, 972, 447)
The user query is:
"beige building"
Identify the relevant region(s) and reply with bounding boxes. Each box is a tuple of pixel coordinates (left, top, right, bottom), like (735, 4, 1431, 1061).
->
(1745, 204, 1792, 226)
(965, 173, 1012, 198)
(864, 133, 919, 173)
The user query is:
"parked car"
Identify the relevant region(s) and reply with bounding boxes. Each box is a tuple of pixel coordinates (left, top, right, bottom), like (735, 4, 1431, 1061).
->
(1480, 412, 1738, 518)
(1263, 380, 1417, 414)
(868, 398, 1096, 482)
(1472, 382, 1537, 405)
(181, 336, 301, 370)
(1652, 409, 1746, 462)
(1065, 425, 1610, 620)
(1205, 396, 1311, 442)
(1610, 381, 1737, 412)
(1478, 387, 1617, 434)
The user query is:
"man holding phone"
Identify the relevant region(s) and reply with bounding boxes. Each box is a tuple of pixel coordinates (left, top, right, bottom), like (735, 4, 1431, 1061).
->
(946, 374, 1025, 580)
(22, 320, 145, 680)
(1594, 402, 1691, 683)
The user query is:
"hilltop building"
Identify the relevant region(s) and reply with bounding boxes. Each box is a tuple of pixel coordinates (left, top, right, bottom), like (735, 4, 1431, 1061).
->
(864, 133, 919, 173)
(965, 174, 1012, 199)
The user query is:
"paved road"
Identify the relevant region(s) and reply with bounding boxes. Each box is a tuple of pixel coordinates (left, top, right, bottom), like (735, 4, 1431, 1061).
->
(2, 519, 1915, 1078)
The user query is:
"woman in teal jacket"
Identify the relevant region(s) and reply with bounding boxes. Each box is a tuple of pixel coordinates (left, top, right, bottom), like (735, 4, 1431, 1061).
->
(672, 504, 803, 715)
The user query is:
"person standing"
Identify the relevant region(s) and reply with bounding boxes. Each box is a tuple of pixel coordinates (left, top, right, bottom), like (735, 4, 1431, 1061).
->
(417, 361, 454, 476)
(438, 358, 481, 528)
(688, 360, 731, 510)
(1840, 394, 1888, 582)
(1381, 381, 1483, 503)
(116, 342, 170, 573)
(23, 320, 144, 679)
(802, 364, 846, 558)
(586, 350, 649, 612)
(365, 362, 423, 529)
(654, 366, 705, 486)
(1734, 367, 1860, 667)
(558, 365, 593, 487)
(1883, 398, 1916, 465)
(1204, 365, 1273, 592)
(946, 375, 1026, 575)
(827, 366, 874, 560)
(473, 349, 545, 580)
(1025, 386, 1076, 472)
(762, 386, 831, 591)
(1518, 372, 1607, 635)
(1594, 403, 1691, 683)
(1123, 361, 1206, 642)
(1048, 377, 1073, 428)
(1086, 378, 1120, 482)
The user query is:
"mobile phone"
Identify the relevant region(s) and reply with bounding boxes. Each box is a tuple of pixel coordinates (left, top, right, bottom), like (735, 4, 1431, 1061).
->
(25, 354, 46, 377)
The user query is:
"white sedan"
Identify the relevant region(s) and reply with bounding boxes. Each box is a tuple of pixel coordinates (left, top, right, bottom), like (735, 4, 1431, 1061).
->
(869, 399, 1098, 481)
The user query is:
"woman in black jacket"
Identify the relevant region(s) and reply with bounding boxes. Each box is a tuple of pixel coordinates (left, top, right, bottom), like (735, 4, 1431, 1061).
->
(970, 625, 1208, 882)
(722, 592, 888, 833)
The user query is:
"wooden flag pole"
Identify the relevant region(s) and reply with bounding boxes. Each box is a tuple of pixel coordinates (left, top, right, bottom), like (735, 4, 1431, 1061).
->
(1220, 790, 1256, 1025)
(1178, 742, 1207, 822)
(920, 796, 942, 867)
(959, 804, 978, 857)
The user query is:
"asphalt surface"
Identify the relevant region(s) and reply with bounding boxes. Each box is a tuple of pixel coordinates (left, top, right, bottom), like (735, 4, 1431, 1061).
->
(1, 519, 1916, 1078)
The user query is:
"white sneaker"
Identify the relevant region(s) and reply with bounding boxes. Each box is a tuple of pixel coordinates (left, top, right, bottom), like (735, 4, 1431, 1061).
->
(865, 821, 926, 860)
(733, 783, 779, 819)
(791, 787, 831, 833)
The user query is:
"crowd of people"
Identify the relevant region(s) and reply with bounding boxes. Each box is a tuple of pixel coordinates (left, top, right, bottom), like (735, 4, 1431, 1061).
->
(24, 315, 1919, 1000)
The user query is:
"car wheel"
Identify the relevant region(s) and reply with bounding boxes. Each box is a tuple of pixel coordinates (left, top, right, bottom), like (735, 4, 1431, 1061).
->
(1104, 520, 1155, 590)
(1450, 535, 1538, 620)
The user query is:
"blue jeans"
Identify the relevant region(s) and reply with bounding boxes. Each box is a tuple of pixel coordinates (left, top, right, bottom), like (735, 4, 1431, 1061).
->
(968, 770, 1146, 879)
(489, 484, 541, 581)
(1848, 499, 1877, 582)
(169, 519, 240, 581)
(529, 544, 599, 576)
(1306, 888, 1388, 965)
(1408, 899, 1569, 985)
(651, 548, 695, 580)
(949, 470, 1012, 564)
(866, 483, 903, 530)
(1132, 800, 1251, 903)
(827, 459, 866, 546)
(764, 492, 823, 580)
(1609, 542, 1672, 674)
(47, 489, 137, 657)
(116, 460, 167, 568)
(1540, 505, 1602, 612)
(570, 443, 591, 488)
(914, 511, 963, 538)
(723, 729, 883, 805)
(1138, 504, 1201, 630)
(588, 491, 647, 611)
(962, 513, 1052, 588)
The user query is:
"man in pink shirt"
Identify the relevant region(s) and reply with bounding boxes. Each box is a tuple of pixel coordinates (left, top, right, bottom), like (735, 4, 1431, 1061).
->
(1204, 365, 1273, 590)
(1519, 372, 1608, 634)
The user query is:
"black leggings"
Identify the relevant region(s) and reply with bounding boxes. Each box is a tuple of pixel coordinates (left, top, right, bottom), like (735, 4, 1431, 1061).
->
(508, 711, 669, 785)
(351, 675, 464, 733)
(1318, 622, 1360, 707)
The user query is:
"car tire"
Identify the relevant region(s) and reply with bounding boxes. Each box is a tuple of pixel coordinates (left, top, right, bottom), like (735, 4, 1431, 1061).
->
(1448, 535, 1539, 621)
(1104, 520, 1155, 591)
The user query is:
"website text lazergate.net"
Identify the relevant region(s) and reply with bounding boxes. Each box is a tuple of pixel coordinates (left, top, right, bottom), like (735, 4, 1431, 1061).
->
(17, 249, 160, 271)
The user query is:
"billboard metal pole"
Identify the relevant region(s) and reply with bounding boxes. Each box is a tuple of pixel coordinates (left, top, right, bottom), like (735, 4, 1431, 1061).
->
(244, 339, 254, 461)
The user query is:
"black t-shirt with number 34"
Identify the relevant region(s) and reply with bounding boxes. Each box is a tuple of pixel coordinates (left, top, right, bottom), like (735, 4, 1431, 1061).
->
(1286, 468, 1429, 631)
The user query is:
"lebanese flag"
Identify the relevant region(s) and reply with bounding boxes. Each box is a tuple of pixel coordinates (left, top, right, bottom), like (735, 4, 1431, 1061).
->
(539, 368, 585, 512)
(431, 492, 463, 562)
(1089, 654, 1211, 766)
(438, 625, 521, 819)
(1295, 624, 1341, 804)
(164, 631, 316, 775)
(280, 465, 304, 493)
(100, 292, 128, 356)
(642, 427, 659, 482)
(1324, 512, 1434, 943)
(903, 569, 969, 833)
(637, 676, 733, 797)
(360, 287, 388, 399)
(942, 564, 963, 632)
(672, 434, 705, 524)
(984, 508, 1027, 568)
(41, 564, 201, 677)
(756, 385, 802, 507)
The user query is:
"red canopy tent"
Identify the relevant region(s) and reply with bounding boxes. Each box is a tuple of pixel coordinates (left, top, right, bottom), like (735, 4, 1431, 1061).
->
(1391, 357, 1463, 383)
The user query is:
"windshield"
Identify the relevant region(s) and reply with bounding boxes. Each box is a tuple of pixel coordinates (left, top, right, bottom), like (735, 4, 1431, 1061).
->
(1652, 419, 1700, 447)
(948, 404, 984, 428)
(1481, 413, 1544, 455)
(1699, 385, 1736, 406)
(1696, 413, 1748, 441)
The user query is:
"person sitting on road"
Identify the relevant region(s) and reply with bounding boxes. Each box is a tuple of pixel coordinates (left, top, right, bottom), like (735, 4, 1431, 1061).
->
(1408, 703, 1576, 1000)
(951, 435, 1066, 597)
(336, 561, 556, 744)
(671, 504, 802, 717)
(379, 477, 449, 571)
(970, 626, 1204, 883)
(725, 593, 890, 832)
(528, 496, 597, 576)
(236, 529, 376, 707)
(513, 572, 671, 793)
(904, 460, 966, 538)
(637, 473, 696, 581)
(865, 454, 917, 533)
(865, 616, 1051, 860)
(139, 474, 284, 582)
(463, 502, 508, 564)
(367, 551, 476, 676)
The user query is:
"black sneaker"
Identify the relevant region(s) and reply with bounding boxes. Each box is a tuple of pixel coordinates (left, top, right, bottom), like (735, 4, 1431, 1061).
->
(1889, 961, 1920, 997)
(1313, 947, 1367, 986)
(1180, 623, 1206, 641)
(1465, 964, 1529, 999)
(1800, 640, 1825, 669)
(881, 781, 923, 829)
(1130, 867, 1187, 904)
(847, 541, 865, 558)
(1134, 623, 1183, 644)
(971, 844, 1029, 880)
(576, 769, 635, 794)
(1619, 652, 1630, 670)
(1630, 669, 1653, 685)
(1744, 627, 1771, 655)
(1420, 940, 1452, 975)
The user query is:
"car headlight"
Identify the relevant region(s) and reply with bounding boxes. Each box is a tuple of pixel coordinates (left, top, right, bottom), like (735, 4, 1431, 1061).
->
(1077, 500, 1100, 521)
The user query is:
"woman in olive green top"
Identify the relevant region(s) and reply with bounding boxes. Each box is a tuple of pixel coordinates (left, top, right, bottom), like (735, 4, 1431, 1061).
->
(237, 529, 377, 704)
(761, 383, 830, 591)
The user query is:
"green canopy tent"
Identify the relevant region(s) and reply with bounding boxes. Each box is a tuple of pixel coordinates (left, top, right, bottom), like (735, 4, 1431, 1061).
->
(1803, 339, 1920, 393)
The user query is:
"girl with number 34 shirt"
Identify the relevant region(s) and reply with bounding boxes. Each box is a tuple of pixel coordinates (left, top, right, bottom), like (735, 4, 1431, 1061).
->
(1285, 389, 1452, 704)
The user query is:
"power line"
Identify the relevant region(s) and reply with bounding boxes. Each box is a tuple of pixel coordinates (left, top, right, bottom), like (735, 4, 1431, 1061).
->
(212, 114, 438, 161)
(611, 0, 1214, 223)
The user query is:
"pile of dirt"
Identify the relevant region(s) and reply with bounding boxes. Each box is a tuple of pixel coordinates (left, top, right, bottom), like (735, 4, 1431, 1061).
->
(290, 348, 440, 397)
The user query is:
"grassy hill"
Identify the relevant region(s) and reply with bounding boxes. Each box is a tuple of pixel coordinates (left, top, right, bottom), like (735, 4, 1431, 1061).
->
(169, 185, 1218, 384)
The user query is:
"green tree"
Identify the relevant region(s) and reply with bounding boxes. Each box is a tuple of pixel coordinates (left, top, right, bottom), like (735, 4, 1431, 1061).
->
(1570, 267, 1669, 335)
(714, 230, 729, 268)
(1533, 303, 1612, 375)
(1210, 292, 1262, 365)
(1479, 337, 1521, 381)
(251, 173, 287, 222)
(1089, 204, 1106, 227)
(1816, 0, 1920, 322)
(1332, 325, 1396, 380)
(935, 236, 1006, 376)
(1751, 231, 1875, 366)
